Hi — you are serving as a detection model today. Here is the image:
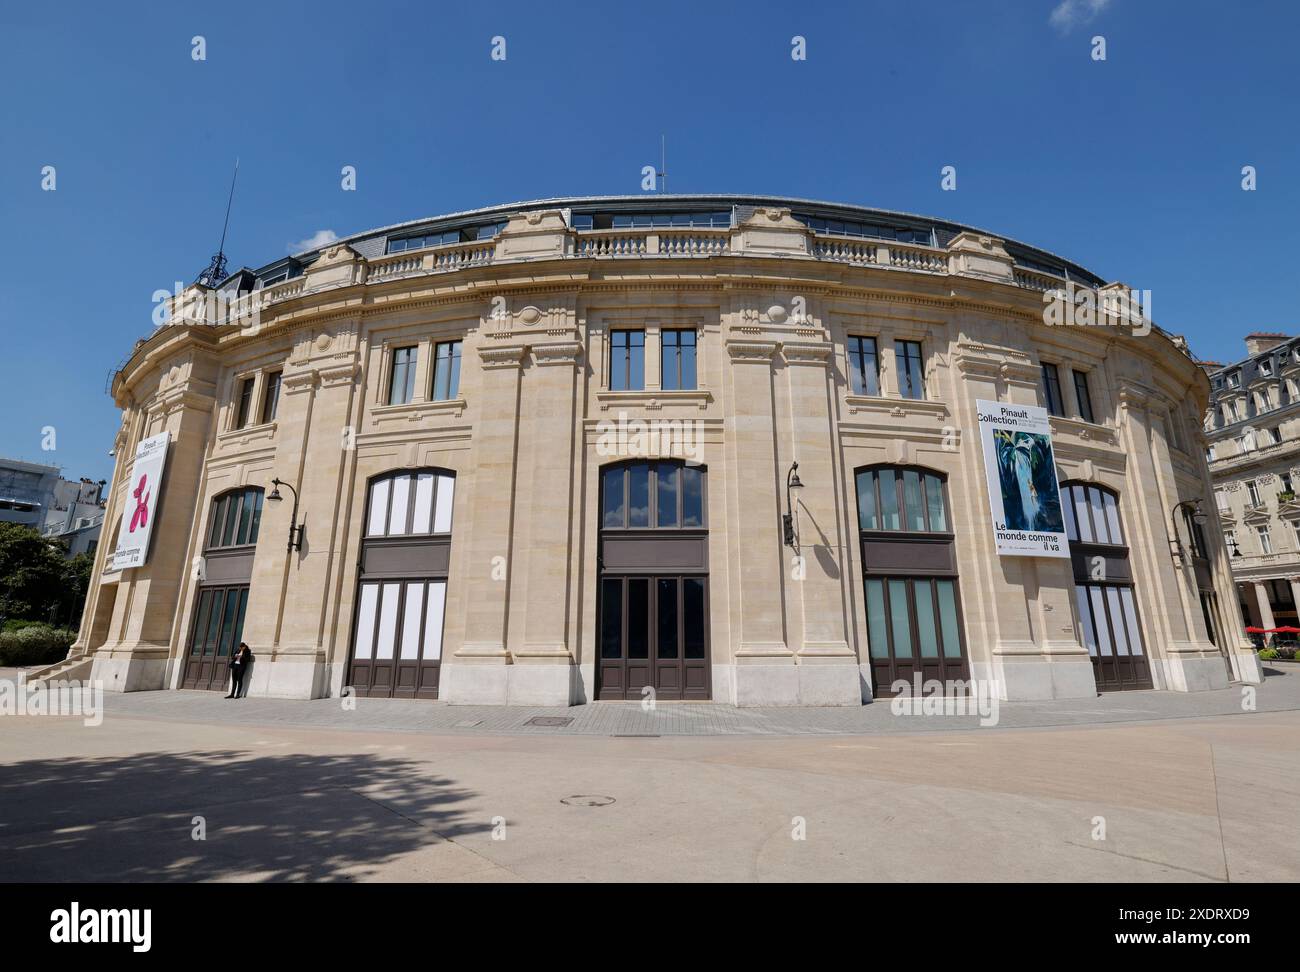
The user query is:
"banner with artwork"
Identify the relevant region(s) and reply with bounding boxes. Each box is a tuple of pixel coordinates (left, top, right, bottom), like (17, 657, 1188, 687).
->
(975, 400, 1069, 558)
(110, 431, 171, 570)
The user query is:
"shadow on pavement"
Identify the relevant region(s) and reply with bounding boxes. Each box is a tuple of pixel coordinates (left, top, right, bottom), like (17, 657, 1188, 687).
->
(0, 749, 484, 882)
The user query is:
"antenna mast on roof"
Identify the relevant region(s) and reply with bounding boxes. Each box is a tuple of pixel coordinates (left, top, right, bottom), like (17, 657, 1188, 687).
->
(657, 135, 667, 194)
(196, 158, 239, 287)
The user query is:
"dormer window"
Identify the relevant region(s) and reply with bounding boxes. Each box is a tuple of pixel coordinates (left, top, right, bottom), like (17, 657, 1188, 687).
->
(1260, 358, 1274, 376)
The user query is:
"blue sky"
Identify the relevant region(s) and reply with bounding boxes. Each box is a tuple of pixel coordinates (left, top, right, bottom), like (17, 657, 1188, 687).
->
(2, 0, 1297, 482)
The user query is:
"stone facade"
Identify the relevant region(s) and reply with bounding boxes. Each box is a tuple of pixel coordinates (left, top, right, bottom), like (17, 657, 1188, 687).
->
(71, 196, 1260, 705)
(1205, 333, 1300, 634)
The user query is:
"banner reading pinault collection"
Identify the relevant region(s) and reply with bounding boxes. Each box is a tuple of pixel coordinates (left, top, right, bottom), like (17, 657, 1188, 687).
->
(110, 431, 171, 570)
(975, 400, 1069, 558)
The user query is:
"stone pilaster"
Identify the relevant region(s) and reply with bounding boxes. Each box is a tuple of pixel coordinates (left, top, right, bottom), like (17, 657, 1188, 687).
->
(441, 342, 525, 704)
(781, 340, 859, 704)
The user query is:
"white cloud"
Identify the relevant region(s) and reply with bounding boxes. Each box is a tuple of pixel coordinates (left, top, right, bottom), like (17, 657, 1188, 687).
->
(287, 229, 338, 253)
(1049, 0, 1111, 33)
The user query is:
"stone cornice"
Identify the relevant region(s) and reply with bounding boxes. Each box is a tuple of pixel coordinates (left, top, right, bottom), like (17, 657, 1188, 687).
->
(780, 342, 833, 365)
(725, 339, 778, 363)
(478, 345, 526, 369)
(531, 341, 584, 366)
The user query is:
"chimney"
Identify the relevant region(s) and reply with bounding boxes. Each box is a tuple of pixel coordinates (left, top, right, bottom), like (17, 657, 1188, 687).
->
(1245, 332, 1290, 355)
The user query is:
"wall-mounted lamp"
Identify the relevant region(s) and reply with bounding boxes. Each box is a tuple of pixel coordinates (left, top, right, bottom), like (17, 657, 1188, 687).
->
(782, 461, 804, 548)
(267, 477, 304, 553)
(1169, 499, 1207, 562)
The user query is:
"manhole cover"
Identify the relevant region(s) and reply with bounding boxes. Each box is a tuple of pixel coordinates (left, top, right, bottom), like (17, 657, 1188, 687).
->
(561, 795, 616, 807)
(524, 716, 573, 728)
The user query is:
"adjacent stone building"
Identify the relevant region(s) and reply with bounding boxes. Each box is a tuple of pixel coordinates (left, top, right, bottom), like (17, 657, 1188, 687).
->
(68, 195, 1259, 704)
(1205, 332, 1300, 633)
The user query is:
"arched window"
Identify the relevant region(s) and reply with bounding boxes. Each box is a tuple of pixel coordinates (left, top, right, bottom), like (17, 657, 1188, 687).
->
(365, 470, 454, 537)
(206, 487, 264, 549)
(597, 460, 710, 701)
(854, 465, 966, 696)
(601, 460, 705, 530)
(855, 466, 950, 533)
(349, 468, 456, 700)
(1060, 481, 1151, 691)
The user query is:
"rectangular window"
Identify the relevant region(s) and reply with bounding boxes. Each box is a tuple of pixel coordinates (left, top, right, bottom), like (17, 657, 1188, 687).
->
(610, 330, 645, 391)
(1072, 369, 1094, 423)
(1292, 522, 1300, 550)
(261, 371, 282, 423)
(388, 346, 418, 405)
(894, 341, 924, 400)
(660, 329, 697, 391)
(1257, 525, 1273, 554)
(1282, 473, 1294, 494)
(1041, 363, 1064, 417)
(235, 376, 255, 428)
(1247, 480, 1261, 506)
(848, 336, 880, 396)
(432, 340, 462, 401)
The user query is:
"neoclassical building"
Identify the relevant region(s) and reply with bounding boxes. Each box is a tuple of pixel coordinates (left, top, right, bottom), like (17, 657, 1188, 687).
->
(59, 195, 1260, 705)
(1204, 332, 1300, 632)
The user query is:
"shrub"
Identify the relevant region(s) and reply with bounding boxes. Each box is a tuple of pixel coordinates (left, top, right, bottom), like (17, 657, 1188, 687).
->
(0, 625, 76, 666)
(1258, 648, 1280, 660)
(2, 619, 46, 633)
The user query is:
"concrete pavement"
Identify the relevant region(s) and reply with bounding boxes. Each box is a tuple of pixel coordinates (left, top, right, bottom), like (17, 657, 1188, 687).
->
(1, 667, 1297, 882)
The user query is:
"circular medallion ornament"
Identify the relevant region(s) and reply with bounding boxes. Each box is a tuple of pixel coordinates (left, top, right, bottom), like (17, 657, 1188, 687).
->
(518, 305, 542, 326)
(768, 304, 788, 323)
(316, 332, 333, 351)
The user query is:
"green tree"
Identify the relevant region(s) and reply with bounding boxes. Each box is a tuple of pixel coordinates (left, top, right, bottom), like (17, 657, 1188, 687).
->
(0, 522, 68, 622)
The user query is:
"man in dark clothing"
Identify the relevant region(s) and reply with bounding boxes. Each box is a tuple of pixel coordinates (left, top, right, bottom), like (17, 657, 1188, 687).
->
(227, 642, 252, 699)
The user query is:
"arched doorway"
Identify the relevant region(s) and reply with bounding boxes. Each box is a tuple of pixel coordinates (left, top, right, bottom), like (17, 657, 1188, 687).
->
(1061, 481, 1153, 691)
(597, 460, 710, 701)
(855, 465, 969, 696)
(346, 469, 454, 699)
(182, 486, 261, 690)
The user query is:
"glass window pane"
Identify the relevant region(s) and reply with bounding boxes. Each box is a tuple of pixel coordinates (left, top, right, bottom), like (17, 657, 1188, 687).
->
(602, 467, 625, 528)
(388, 475, 411, 535)
(203, 590, 225, 655)
(628, 332, 645, 390)
(221, 495, 239, 546)
(368, 479, 390, 536)
(448, 343, 461, 399)
(208, 496, 225, 548)
(1102, 491, 1122, 545)
(433, 347, 451, 400)
(217, 588, 240, 656)
(413, 473, 435, 534)
(627, 579, 649, 658)
(1063, 485, 1079, 542)
(628, 463, 650, 527)
(879, 471, 900, 530)
(889, 579, 912, 658)
(230, 589, 249, 652)
(656, 465, 679, 527)
(353, 584, 378, 660)
(915, 580, 939, 657)
(1088, 488, 1108, 544)
(248, 491, 263, 545)
(423, 581, 446, 661)
(682, 466, 704, 527)
(657, 578, 678, 659)
(375, 583, 401, 660)
(680, 334, 696, 390)
(236, 489, 256, 545)
(400, 583, 424, 659)
(684, 578, 706, 659)
(925, 475, 947, 532)
(1120, 587, 1143, 656)
(865, 579, 889, 659)
(601, 578, 623, 659)
(904, 470, 925, 531)
(1089, 586, 1112, 656)
(1106, 587, 1130, 656)
(936, 580, 962, 658)
(191, 590, 214, 655)
(433, 474, 454, 533)
(1072, 487, 1094, 542)
(857, 470, 878, 530)
(1076, 585, 1097, 656)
